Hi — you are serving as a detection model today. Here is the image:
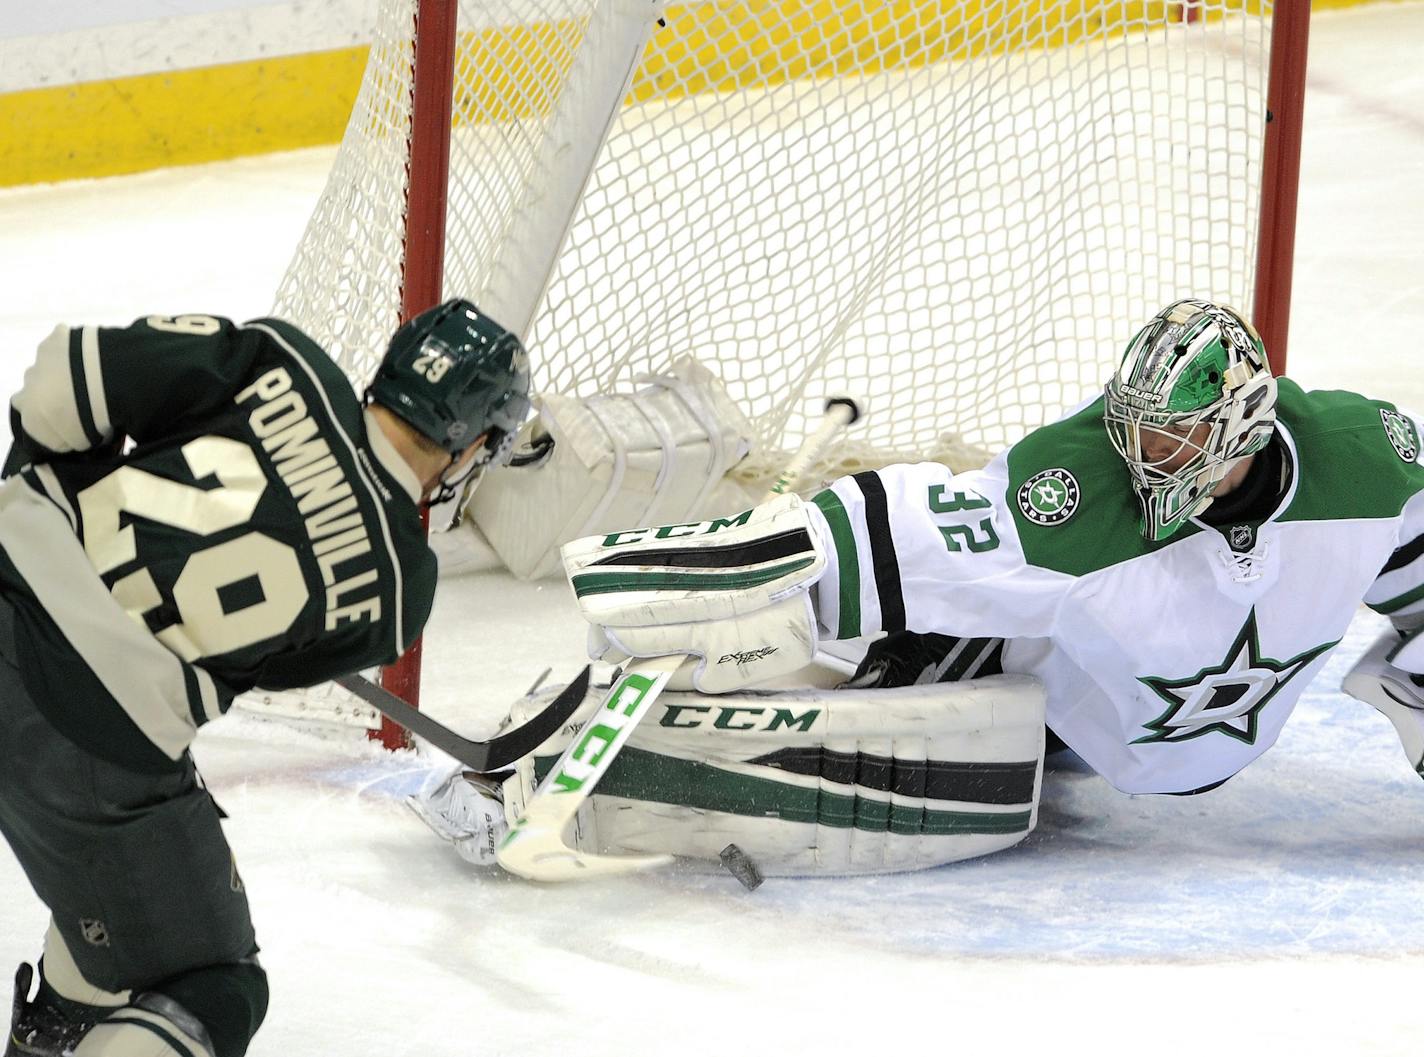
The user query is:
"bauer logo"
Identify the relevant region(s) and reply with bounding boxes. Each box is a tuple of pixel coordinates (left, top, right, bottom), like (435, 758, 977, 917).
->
(1017, 469, 1080, 526)
(1381, 409, 1420, 463)
(1116, 382, 1162, 406)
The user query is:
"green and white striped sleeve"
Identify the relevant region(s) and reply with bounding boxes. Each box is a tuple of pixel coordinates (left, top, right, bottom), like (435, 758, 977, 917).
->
(7, 315, 272, 473)
(8, 324, 116, 464)
(806, 461, 1069, 643)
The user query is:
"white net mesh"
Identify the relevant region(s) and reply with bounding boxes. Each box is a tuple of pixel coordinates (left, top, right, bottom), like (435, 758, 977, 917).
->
(275, 0, 1274, 474)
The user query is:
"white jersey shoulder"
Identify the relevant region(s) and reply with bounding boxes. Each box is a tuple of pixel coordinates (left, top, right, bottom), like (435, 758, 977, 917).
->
(809, 384, 1424, 794)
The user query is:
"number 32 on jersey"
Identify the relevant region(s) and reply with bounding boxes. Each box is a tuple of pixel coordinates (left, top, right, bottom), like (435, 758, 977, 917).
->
(929, 484, 1000, 554)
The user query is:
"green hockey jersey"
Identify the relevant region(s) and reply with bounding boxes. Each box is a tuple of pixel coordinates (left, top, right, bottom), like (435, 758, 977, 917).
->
(809, 381, 1424, 794)
(0, 314, 437, 772)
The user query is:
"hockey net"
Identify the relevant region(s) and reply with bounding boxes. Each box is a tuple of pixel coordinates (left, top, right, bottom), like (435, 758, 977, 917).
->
(265, 0, 1304, 730)
(275, 0, 1298, 478)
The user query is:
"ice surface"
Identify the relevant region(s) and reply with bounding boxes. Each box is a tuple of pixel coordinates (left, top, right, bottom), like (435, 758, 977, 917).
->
(1, 5, 1423, 1054)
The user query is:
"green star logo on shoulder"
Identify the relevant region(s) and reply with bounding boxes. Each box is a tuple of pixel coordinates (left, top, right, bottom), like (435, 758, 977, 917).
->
(1017, 468, 1080, 526)
(1381, 408, 1420, 463)
(1133, 609, 1337, 745)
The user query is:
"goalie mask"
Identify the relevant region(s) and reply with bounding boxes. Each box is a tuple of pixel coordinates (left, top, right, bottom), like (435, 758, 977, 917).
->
(368, 299, 532, 502)
(1103, 299, 1276, 541)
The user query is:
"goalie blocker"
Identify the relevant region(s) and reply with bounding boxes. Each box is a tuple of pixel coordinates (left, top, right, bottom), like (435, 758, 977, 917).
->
(562, 492, 827, 693)
(494, 670, 1046, 876)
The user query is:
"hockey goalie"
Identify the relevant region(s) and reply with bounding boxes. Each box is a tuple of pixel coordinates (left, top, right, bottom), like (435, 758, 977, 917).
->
(412, 300, 1424, 880)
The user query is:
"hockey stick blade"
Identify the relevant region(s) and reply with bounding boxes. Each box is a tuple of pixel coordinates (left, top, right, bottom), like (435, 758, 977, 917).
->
(334, 665, 592, 773)
(497, 656, 682, 880)
(497, 398, 862, 882)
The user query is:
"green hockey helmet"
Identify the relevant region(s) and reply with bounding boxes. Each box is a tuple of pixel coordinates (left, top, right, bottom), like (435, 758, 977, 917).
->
(367, 299, 532, 469)
(1103, 299, 1276, 541)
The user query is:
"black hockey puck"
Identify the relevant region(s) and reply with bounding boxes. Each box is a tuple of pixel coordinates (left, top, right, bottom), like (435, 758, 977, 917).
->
(719, 843, 764, 891)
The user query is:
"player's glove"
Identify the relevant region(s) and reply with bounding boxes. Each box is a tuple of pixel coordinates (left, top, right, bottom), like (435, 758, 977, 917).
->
(407, 767, 510, 867)
(561, 493, 826, 692)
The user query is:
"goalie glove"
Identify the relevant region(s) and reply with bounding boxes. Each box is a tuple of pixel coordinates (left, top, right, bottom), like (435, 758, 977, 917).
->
(562, 492, 826, 693)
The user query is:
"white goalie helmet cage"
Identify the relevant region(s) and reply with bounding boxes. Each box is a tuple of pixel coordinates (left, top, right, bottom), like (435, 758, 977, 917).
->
(1103, 299, 1278, 541)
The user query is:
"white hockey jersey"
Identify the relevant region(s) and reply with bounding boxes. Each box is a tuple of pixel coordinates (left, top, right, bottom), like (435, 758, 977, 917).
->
(806, 381, 1424, 794)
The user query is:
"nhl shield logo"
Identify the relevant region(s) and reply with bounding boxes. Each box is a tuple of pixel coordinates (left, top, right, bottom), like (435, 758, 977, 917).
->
(79, 919, 111, 947)
(1017, 469, 1080, 526)
(1381, 409, 1420, 463)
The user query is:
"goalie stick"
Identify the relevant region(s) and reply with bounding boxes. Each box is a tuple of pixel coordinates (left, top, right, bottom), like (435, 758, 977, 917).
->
(334, 665, 591, 772)
(497, 397, 862, 881)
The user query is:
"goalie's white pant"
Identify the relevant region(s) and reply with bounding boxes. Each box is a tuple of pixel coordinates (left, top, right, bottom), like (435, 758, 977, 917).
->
(500, 672, 1046, 877)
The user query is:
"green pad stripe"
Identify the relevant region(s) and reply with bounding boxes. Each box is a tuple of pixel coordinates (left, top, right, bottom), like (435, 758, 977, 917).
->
(536, 747, 1031, 836)
(571, 557, 815, 598)
(810, 489, 861, 638)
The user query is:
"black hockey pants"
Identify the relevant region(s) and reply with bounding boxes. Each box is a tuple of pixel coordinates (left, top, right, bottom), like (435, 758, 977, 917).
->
(0, 592, 266, 1055)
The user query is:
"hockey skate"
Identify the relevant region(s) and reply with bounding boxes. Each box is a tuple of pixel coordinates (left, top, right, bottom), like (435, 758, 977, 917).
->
(6, 964, 93, 1057)
(407, 769, 509, 867)
(1342, 633, 1424, 778)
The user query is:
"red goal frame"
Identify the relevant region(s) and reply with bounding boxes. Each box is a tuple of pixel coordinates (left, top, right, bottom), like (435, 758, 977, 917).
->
(373, 0, 458, 749)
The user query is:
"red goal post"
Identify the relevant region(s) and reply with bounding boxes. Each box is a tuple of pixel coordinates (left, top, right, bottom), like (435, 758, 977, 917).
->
(375, 0, 458, 742)
(273, 0, 1312, 742)
(1253, 0, 1310, 374)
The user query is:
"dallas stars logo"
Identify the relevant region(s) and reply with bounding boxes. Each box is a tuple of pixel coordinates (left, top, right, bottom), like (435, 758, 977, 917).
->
(1132, 609, 1337, 745)
(1381, 408, 1420, 463)
(1017, 469, 1080, 526)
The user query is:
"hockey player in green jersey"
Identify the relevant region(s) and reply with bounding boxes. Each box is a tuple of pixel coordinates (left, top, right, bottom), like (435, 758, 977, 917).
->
(492, 298, 1424, 874)
(0, 300, 530, 1056)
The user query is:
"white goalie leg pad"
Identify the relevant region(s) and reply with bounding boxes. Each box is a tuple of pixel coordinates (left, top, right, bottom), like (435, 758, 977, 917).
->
(465, 356, 756, 579)
(1343, 632, 1424, 778)
(502, 672, 1046, 876)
